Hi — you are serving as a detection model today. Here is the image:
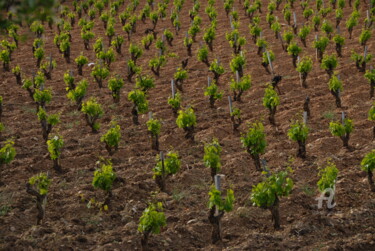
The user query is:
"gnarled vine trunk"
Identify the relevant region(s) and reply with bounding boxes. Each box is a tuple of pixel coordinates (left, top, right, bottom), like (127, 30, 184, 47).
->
(208, 207, 223, 244)
(248, 151, 261, 171)
(26, 183, 47, 225)
(268, 107, 277, 125)
(184, 126, 194, 140)
(341, 133, 350, 149)
(231, 115, 242, 132)
(270, 196, 280, 230)
(141, 231, 150, 251)
(297, 140, 306, 158)
(367, 170, 375, 192)
(132, 106, 139, 125)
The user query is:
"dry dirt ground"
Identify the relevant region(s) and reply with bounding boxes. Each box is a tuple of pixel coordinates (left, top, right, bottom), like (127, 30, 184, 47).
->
(1, 0, 375, 250)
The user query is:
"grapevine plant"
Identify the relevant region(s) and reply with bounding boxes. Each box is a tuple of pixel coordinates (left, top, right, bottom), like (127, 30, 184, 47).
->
(149, 55, 166, 76)
(92, 159, 116, 206)
(75, 53, 88, 75)
(333, 34, 345, 57)
(230, 74, 251, 102)
(209, 59, 225, 83)
(176, 107, 197, 140)
(128, 89, 148, 125)
(168, 92, 181, 115)
(241, 122, 267, 171)
(81, 97, 104, 133)
(313, 36, 329, 62)
(262, 50, 275, 73)
(328, 75, 343, 108)
(108, 76, 124, 103)
(365, 69, 375, 98)
(288, 119, 309, 158)
(26, 172, 51, 225)
(40, 58, 57, 80)
(146, 117, 161, 151)
(0, 140, 16, 184)
(251, 170, 293, 229)
(208, 186, 234, 243)
(361, 150, 375, 192)
(100, 122, 121, 155)
(263, 85, 280, 125)
(153, 151, 181, 192)
(287, 42, 302, 68)
(91, 63, 110, 88)
(317, 160, 339, 206)
(296, 56, 313, 88)
(321, 54, 338, 77)
(203, 139, 222, 181)
(67, 79, 88, 110)
(351, 50, 372, 72)
(329, 116, 353, 149)
(138, 202, 166, 250)
(12, 65, 22, 85)
(37, 107, 60, 141)
(368, 102, 375, 138)
(230, 53, 246, 77)
(174, 67, 188, 92)
(230, 107, 242, 131)
(204, 81, 223, 108)
(136, 75, 155, 93)
(47, 135, 64, 172)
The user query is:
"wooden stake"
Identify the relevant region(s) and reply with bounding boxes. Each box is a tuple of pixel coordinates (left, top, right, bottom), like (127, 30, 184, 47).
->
(160, 151, 165, 179)
(214, 175, 221, 191)
(315, 35, 318, 60)
(214, 174, 222, 216)
(228, 96, 233, 114)
(303, 111, 308, 124)
(171, 79, 175, 98)
(49, 54, 53, 71)
(266, 50, 274, 76)
(298, 56, 302, 84)
(261, 159, 270, 177)
(279, 31, 285, 50)
(367, 10, 370, 28)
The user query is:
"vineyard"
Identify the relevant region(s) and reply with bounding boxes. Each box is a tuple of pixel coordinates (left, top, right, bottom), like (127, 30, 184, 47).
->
(1, 0, 375, 249)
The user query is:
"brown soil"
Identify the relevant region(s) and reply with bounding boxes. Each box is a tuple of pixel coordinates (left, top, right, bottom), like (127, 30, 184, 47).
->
(1, 0, 375, 250)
